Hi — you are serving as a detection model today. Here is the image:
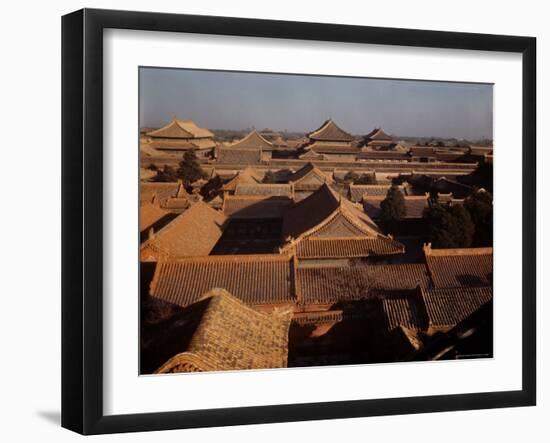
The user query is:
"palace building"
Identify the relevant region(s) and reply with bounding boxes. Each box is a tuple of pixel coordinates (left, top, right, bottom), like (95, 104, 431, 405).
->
(146, 118, 216, 157)
(216, 129, 275, 164)
(301, 119, 358, 159)
(361, 127, 395, 150)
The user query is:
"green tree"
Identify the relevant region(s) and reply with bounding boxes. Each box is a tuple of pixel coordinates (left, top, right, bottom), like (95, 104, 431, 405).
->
(464, 190, 493, 246)
(200, 175, 223, 200)
(177, 150, 207, 186)
(153, 165, 178, 182)
(262, 170, 277, 183)
(424, 203, 474, 248)
(344, 171, 359, 183)
(379, 185, 406, 234)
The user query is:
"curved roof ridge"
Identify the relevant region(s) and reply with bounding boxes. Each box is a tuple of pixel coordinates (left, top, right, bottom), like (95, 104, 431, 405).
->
(228, 129, 274, 150)
(307, 119, 354, 141)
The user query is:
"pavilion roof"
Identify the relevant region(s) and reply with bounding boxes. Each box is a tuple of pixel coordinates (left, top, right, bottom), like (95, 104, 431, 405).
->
(281, 185, 403, 258)
(222, 167, 262, 191)
(287, 162, 332, 186)
(364, 127, 394, 142)
(307, 119, 354, 142)
(140, 201, 226, 260)
(424, 244, 493, 288)
(146, 118, 214, 139)
(154, 289, 292, 373)
(282, 184, 379, 240)
(228, 129, 275, 150)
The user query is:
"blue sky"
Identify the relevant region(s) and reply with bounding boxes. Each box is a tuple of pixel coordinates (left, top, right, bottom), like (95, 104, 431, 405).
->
(139, 67, 493, 140)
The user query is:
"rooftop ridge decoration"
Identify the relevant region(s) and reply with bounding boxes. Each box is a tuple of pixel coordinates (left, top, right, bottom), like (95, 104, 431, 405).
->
(228, 129, 275, 150)
(307, 119, 354, 142)
(146, 118, 214, 139)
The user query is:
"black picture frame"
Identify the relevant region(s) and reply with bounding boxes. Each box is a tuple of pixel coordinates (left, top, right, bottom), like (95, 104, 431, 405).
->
(61, 8, 536, 435)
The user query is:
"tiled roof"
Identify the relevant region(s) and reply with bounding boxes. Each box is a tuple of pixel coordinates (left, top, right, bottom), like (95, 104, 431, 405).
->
(421, 286, 493, 329)
(223, 195, 292, 219)
(140, 202, 169, 233)
(362, 194, 428, 219)
(303, 142, 357, 153)
(228, 129, 275, 150)
(298, 263, 430, 304)
(150, 255, 296, 307)
(349, 184, 397, 201)
(433, 177, 473, 198)
(283, 184, 378, 239)
(356, 151, 408, 160)
(403, 196, 429, 218)
(281, 185, 403, 258)
(363, 197, 384, 219)
(235, 183, 293, 198)
(409, 146, 437, 156)
(155, 289, 292, 373)
(150, 137, 217, 151)
(307, 119, 354, 142)
(147, 118, 214, 139)
(299, 149, 324, 160)
(363, 127, 394, 143)
(221, 167, 262, 191)
(424, 245, 493, 288)
(295, 237, 404, 259)
(217, 147, 262, 164)
(382, 296, 427, 331)
(140, 201, 226, 260)
(287, 162, 332, 187)
(140, 182, 180, 206)
(469, 145, 493, 156)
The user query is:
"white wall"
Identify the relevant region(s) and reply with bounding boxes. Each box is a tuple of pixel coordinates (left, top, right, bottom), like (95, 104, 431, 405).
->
(0, 0, 547, 441)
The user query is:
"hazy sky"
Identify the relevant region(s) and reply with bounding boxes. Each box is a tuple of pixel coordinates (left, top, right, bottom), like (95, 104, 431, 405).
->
(139, 67, 493, 140)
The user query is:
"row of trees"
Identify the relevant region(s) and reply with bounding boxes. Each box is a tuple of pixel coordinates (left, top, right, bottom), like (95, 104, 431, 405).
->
(378, 184, 493, 248)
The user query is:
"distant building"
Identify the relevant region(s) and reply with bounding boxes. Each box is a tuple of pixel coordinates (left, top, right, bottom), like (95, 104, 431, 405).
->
(216, 129, 274, 163)
(361, 127, 395, 151)
(301, 119, 358, 159)
(146, 118, 216, 157)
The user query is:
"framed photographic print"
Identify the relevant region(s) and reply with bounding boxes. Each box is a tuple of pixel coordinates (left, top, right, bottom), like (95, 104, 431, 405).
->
(61, 8, 536, 435)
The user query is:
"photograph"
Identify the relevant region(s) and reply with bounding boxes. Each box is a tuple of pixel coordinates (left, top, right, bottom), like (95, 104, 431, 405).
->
(138, 68, 494, 374)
